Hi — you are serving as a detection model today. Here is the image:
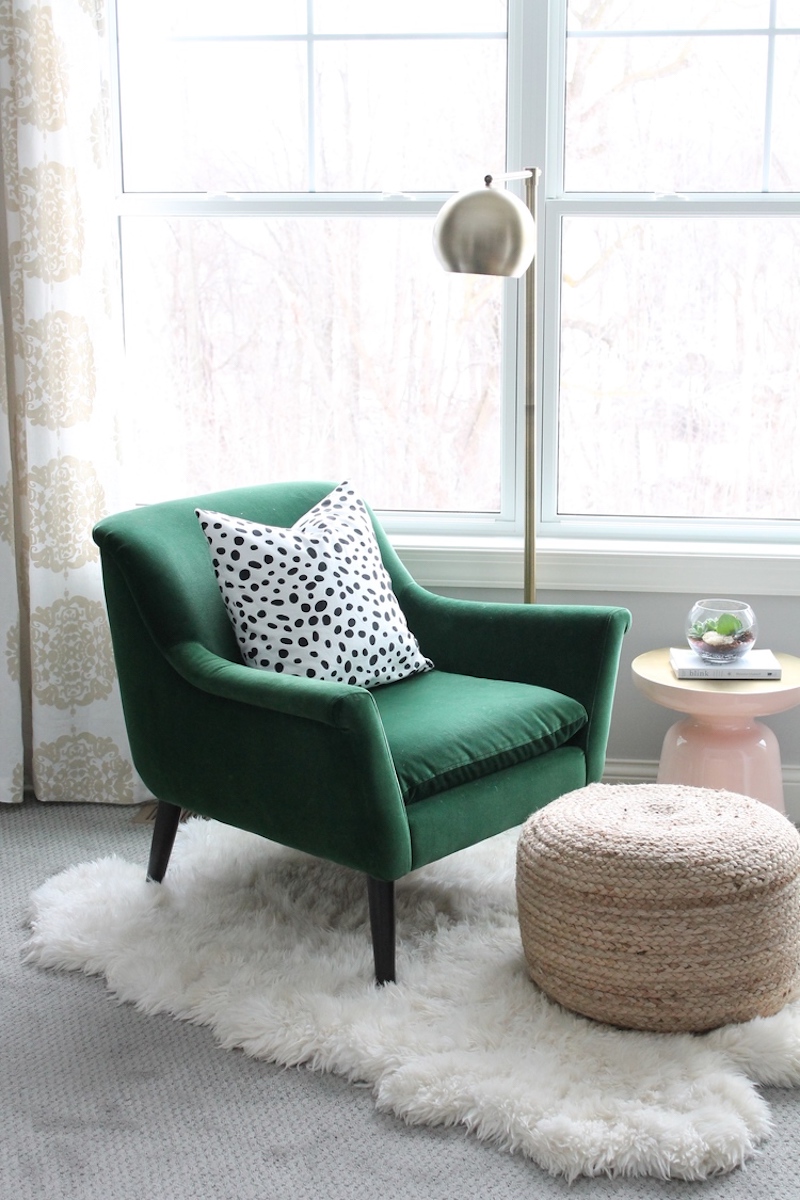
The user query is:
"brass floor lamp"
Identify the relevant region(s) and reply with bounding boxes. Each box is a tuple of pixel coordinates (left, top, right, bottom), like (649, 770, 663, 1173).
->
(432, 168, 541, 602)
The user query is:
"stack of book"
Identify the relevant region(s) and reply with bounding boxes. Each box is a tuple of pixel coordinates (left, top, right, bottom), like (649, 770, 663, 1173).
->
(669, 648, 782, 680)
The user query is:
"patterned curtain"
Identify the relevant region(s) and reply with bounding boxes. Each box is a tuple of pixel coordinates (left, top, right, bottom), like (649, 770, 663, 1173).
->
(0, 0, 148, 805)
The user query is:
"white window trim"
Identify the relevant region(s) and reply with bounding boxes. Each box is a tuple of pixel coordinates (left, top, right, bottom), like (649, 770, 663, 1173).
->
(391, 535, 800, 595)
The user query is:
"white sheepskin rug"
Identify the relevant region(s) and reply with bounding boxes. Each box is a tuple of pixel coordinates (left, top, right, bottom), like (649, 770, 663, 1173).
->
(25, 818, 800, 1182)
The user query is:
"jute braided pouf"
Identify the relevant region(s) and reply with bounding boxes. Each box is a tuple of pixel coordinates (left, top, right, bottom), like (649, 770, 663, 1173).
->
(516, 783, 800, 1033)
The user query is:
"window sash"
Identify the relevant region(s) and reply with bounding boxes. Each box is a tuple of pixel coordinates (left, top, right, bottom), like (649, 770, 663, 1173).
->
(110, 0, 528, 537)
(538, 1, 800, 544)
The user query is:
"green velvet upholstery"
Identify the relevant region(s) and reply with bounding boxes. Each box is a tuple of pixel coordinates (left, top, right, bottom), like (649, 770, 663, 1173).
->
(93, 480, 631, 980)
(371, 670, 587, 805)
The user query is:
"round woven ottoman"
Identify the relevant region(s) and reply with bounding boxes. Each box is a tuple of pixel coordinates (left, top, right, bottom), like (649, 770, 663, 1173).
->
(516, 783, 800, 1032)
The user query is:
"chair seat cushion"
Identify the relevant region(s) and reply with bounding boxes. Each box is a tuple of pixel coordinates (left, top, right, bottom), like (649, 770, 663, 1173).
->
(372, 670, 587, 805)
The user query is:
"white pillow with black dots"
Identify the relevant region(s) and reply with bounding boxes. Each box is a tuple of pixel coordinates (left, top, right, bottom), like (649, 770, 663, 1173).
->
(196, 482, 433, 688)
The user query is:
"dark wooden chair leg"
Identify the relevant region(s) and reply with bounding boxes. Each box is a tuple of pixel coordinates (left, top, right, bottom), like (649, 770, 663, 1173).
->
(146, 800, 182, 883)
(367, 876, 396, 986)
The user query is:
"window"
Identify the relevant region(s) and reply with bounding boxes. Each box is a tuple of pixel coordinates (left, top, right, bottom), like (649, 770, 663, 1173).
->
(113, 0, 513, 529)
(546, 0, 800, 541)
(113, 0, 800, 548)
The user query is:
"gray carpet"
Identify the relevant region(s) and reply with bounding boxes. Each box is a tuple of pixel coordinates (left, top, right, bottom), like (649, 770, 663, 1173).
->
(3, 801, 799, 1199)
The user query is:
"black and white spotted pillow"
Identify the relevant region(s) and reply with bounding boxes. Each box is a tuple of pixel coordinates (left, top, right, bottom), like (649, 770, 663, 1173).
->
(196, 482, 433, 688)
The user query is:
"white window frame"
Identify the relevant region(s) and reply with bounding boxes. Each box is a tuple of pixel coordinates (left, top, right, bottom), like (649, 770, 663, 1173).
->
(110, 0, 800, 596)
(539, 1, 800, 550)
(111, 2, 523, 540)
(528, 0, 800, 595)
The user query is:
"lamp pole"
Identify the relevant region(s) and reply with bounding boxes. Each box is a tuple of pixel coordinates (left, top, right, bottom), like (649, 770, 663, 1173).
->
(523, 167, 541, 605)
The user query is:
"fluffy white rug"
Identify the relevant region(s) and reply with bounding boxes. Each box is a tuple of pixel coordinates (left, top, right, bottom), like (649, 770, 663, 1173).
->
(25, 818, 800, 1182)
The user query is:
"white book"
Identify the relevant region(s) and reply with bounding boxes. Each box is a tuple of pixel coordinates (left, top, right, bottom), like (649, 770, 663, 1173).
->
(669, 647, 782, 680)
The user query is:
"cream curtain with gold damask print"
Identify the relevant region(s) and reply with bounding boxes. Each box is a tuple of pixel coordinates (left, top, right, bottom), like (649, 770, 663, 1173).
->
(0, 0, 149, 805)
(0, 306, 24, 803)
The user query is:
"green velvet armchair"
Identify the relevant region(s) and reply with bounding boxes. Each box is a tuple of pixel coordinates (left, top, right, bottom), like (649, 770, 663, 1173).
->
(93, 481, 631, 985)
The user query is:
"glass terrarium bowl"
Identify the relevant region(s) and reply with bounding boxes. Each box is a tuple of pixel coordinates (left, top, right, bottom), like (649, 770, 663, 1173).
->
(686, 599, 757, 664)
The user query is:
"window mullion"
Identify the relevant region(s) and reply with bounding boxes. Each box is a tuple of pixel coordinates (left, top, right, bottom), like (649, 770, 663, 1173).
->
(538, 203, 563, 532)
(549, 194, 800, 216)
(307, 0, 316, 191)
(762, 0, 778, 192)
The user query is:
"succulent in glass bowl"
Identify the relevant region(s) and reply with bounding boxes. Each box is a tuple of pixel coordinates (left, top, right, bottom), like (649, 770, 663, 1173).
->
(686, 599, 757, 664)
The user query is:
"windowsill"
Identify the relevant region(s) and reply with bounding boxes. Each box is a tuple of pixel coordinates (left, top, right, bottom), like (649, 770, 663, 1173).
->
(390, 534, 800, 595)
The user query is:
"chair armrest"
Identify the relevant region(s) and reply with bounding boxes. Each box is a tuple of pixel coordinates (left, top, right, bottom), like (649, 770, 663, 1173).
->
(142, 640, 411, 876)
(167, 640, 372, 729)
(398, 587, 631, 782)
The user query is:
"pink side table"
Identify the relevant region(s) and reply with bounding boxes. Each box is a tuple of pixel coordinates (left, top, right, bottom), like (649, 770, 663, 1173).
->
(631, 649, 800, 814)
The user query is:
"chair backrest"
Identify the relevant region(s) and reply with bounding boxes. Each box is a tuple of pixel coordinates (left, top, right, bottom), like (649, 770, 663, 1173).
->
(93, 480, 417, 663)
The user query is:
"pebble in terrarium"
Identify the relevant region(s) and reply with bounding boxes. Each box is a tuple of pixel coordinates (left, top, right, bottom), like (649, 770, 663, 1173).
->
(686, 599, 757, 664)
